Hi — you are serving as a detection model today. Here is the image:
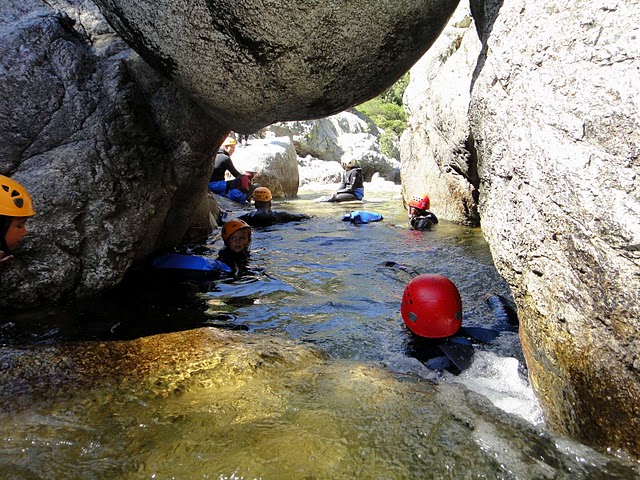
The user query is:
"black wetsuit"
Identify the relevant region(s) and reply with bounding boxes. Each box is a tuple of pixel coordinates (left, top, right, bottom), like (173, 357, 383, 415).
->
(239, 208, 311, 227)
(217, 248, 250, 276)
(210, 148, 240, 182)
(323, 167, 364, 202)
(409, 211, 439, 230)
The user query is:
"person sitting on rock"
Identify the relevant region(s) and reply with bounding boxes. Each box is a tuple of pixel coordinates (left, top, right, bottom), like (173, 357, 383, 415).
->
(208, 136, 241, 195)
(320, 158, 364, 202)
(217, 219, 252, 275)
(239, 187, 311, 227)
(408, 193, 438, 230)
(0, 175, 36, 265)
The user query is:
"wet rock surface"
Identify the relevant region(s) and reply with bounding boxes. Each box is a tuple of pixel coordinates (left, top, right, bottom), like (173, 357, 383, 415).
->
(0, 0, 226, 307)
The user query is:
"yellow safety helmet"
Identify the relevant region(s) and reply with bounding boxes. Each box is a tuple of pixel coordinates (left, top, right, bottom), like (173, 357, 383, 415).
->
(221, 219, 251, 242)
(222, 136, 237, 147)
(341, 158, 358, 168)
(252, 187, 272, 202)
(0, 175, 36, 217)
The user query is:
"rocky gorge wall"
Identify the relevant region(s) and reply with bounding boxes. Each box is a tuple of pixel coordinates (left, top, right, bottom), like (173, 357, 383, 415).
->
(401, 0, 640, 457)
(2, 0, 639, 460)
(0, 0, 226, 307)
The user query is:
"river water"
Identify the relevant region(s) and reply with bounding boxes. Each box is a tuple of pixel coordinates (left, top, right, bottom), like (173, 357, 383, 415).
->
(0, 181, 638, 478)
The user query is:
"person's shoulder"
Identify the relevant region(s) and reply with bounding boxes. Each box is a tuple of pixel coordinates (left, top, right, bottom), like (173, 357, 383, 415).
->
(272, 210, 311, 223)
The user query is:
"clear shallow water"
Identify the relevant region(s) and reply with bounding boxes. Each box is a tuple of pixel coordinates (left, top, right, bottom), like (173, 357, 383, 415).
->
(1, 182, 638, 478)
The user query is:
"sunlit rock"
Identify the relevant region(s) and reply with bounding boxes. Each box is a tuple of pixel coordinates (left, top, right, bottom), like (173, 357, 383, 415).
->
(264, 110, 400, 182)
(401, 2, 481, 225)
(232, 137, 300, 198)
(1, 327, 636, 478)
(470, 0, 640, 457)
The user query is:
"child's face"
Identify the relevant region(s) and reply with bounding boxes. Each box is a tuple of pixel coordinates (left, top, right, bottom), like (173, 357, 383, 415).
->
(408, 206, 423, 218)
(227, 228, 250, 253)
(5, 217, 29, 251)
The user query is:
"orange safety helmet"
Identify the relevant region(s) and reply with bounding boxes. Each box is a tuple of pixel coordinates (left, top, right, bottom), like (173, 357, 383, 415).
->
(408, 194, 430, 211)
(401, 274, 462, 338)
(0, 175, 36, 217)
(221, 219, 251, 243)
(252, 187, 272, 202)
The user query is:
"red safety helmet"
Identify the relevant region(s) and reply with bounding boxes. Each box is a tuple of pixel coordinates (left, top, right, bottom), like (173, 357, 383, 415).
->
(401, 274, 462, 338)
(408, 194, 430, 211)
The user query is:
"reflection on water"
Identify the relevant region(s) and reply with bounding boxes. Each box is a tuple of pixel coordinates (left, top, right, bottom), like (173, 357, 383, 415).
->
(1, 183, 639, 478)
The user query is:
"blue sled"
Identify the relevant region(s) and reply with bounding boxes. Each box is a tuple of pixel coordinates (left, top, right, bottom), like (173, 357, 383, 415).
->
(342, 210, 383, 224)
(151, 253, 232, 273)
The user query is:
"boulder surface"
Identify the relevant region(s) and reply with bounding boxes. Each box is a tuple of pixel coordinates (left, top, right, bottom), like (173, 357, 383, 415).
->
(92, 0, 461, 132)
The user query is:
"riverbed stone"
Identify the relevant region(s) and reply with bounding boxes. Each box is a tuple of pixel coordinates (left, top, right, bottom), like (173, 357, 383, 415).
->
(265, 110, 401, 182)
(231, 137, 300, 198)
(91, 0, 461, 133)
(2, 328, 635, 478)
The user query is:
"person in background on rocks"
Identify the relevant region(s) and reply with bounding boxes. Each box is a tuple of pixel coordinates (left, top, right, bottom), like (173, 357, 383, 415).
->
(225, 168, 259, 205)
(239, 187, 311, 227)
(0, 175, 36, 265)
(209, 136, 241, 195)
(217, 219, 252, 275)
(407, 193, 438, 230)
(320, 158, 364, 202)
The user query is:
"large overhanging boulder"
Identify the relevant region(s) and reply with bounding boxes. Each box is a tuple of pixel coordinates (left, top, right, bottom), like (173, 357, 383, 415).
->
(92, 0, 461, 133)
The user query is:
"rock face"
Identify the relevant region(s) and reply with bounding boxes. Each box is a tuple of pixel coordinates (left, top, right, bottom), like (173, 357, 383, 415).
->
(91, 0, 461, 133)
(401, 0, 640, 458)
(469, 0, 640, 456)
(0, 0, 226, 307)
(265, 110, 401, 182)
(231, 138, 300, 198)
(400, 3, 481, 225)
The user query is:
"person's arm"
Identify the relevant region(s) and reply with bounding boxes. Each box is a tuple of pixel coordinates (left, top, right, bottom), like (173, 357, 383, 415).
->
(273, 211, 311, 223)
(225, 158, 241, 178)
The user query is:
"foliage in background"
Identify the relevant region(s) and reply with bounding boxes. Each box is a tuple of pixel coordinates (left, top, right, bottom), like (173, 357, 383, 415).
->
(355, 72, 409, 159)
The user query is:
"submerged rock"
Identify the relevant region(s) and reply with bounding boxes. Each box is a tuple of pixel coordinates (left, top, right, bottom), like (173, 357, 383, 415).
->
(0, 327, 637, 478)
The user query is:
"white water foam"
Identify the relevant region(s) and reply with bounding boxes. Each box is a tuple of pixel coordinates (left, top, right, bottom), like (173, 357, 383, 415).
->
(452, 351, 544, 426)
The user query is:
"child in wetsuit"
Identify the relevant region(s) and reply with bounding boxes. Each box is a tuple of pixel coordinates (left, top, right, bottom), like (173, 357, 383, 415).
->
(217, 219, 252, 275)
(408, 194, 438, 230)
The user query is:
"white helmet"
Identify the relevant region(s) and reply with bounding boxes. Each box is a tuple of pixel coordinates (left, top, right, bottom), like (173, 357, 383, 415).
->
(341, 158, 358, 168)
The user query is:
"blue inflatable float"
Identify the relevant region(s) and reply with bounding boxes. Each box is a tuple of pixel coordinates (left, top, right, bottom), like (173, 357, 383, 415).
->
(151, 253, 232, 273)
(342, 210, 383, 224)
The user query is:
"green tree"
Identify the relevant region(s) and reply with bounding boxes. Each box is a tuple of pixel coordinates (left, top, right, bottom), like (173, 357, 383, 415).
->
(355, 73, 409, 158)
